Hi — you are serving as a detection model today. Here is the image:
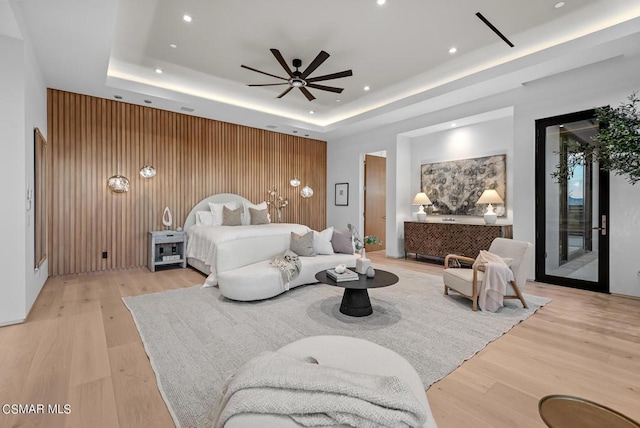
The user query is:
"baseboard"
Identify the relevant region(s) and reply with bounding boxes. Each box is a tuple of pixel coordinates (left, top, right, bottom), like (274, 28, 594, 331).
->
(0, 318, 26, 328)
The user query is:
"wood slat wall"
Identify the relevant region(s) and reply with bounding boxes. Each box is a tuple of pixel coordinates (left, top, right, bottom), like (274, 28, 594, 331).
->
(47, 89, 327, 276)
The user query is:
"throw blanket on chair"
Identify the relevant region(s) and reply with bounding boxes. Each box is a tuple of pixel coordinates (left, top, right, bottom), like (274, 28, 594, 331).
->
(270, 250, 302, 291)
(212, 351, 428, 428)
(476, 250, 515, 312)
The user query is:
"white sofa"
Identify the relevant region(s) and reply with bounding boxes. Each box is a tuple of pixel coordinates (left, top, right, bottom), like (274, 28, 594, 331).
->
(217, 253, 358, 301)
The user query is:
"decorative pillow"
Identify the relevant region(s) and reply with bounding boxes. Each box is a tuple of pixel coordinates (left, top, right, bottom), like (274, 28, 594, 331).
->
(290, 231, 315, 257)
(222, 206, 243, 226)
(249, 207, 269, 225)
(209, 201, 238, 226)
(331, 229, 354, 254)
(313, 227, 335, 255)
(195, 210, 214, 226)
(243, 201, 268, 225)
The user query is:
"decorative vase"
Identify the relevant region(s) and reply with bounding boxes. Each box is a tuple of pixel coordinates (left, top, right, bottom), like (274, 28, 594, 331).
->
(366, 266, 376, 278)
(356, 247, 371, 274)
(162, 206, 173, 230)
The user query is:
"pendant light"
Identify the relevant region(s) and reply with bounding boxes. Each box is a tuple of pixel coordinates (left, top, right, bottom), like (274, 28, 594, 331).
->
(139, 165, 156, 178)
(108, 163, 130, 193)
(300, 184, 314, 198)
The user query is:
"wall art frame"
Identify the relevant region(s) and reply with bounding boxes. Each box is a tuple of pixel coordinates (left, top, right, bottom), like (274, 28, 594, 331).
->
(420, 154, 506, 216)
(335, 183, 349, 206)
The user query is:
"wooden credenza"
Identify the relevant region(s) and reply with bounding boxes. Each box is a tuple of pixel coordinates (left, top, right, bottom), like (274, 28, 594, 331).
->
(404, 221, 513, 261)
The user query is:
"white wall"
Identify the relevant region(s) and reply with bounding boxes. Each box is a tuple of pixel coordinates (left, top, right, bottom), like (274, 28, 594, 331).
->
(327, 48, 640, 297)
(409, 117, 514, 221)
(0, 34, 27, 325)
(0, 6, 48, 326)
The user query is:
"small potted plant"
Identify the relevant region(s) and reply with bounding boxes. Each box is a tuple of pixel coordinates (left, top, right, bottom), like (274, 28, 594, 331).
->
(347, 223, 383, 260)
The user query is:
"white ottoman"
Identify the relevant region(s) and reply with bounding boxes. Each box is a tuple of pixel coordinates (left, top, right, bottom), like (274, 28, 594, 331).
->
(225, 335, 438, 428)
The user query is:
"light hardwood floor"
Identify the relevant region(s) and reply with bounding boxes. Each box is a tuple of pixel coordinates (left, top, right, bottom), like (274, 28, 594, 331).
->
(1, 254, 639, 427)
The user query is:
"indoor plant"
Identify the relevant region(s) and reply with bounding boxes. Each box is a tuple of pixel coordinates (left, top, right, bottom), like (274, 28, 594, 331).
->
(553, 92, 640, 184)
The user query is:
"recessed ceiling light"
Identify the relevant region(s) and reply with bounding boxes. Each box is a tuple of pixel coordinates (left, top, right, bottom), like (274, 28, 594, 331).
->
(336, 99, 341, 103)
(451, 123, 457, 128)
(114, 95, 122, 100)
(183, 14, 192, 22)
(377, 0, 386, 5)
(364, 86, 370, 91)
(144, 100, 152, 104)
(169, 43, 177, 48)
(293, 130, 298, 134)
(155, 68, 163, 74)
(554, 2, 565, 8)
(309, 110, 315, 115)
(449, 47, 457, 54)
(304, 134, 309, 137)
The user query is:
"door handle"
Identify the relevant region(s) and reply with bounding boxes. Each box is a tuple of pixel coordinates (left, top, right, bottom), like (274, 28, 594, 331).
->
(592, 215, 606, 236)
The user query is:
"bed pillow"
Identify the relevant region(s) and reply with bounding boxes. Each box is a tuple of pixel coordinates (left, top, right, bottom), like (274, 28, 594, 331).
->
(222, 206, 243, 226)
(209, 201, 238, 226)
(195, 211, 214, 226)
(249, 207, 269, 225)
(243, 201, 269, 225)
(331, 229, 354, 254)
(290, 231, 315, 257)
(313, 227, 335, 255)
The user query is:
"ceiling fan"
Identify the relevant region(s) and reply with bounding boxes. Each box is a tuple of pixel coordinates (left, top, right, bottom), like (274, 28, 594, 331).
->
(241, 49, 353, 101)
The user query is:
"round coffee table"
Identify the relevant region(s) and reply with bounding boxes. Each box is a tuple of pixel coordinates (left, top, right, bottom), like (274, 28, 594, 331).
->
(539, 395, 640, 428)
(315, 269, 399, 317)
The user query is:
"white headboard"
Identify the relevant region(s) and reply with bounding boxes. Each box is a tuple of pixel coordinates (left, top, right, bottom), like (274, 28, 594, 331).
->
(183, 193, 251, 230)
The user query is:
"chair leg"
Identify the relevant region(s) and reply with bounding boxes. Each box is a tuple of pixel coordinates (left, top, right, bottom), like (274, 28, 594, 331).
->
(444, 285, 449, 295)
(472, 298, 478, 311)
(510, 281, 528, 309)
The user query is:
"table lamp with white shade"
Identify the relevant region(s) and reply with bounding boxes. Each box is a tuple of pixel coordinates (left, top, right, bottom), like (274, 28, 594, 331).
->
(412, 192, 432, 222)
(476, 189, 504, 224)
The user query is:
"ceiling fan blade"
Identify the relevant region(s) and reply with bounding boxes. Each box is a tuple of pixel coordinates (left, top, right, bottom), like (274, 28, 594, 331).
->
(300, 50, 330, 79)
(277, 87, 294, 98)
(306, 70, 353, 83)
(299, 87, 316, 101)
(241, 65, 288, 81)
(306, 83, 344, 93)
(270, 49, 294, 78)
(247, 83, 289, 87)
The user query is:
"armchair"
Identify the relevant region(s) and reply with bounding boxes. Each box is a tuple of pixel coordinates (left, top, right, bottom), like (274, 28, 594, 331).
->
(443, 238, 532, 311)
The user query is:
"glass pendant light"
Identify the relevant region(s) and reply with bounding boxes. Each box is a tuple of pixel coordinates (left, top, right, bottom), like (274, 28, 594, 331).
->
(300, 184, 314, 198)
(108, 163, 130, 193)
(139, 165, 156, 178)
(290, 176, 301, 187)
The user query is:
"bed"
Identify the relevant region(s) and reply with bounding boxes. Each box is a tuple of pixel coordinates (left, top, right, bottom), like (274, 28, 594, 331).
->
(184, 193, 311, 285)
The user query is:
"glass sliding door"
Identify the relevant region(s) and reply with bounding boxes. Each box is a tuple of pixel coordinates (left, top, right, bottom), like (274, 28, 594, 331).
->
(535, 110, 609, 293)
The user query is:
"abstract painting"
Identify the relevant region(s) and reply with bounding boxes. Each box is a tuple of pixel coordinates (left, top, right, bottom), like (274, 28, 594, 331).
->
(420, 154, 506, 216)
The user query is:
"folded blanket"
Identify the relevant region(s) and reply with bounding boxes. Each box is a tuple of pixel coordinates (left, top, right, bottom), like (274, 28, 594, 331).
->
(270, 250, 302, 291)
(212, 351, 428, 428)
(476, 250, 515, 312)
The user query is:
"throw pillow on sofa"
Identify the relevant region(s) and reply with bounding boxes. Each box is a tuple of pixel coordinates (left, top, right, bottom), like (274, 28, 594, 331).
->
(291, 231, 315, 257)
(313, 227, 335, 255)
(331, 229, 354, 254)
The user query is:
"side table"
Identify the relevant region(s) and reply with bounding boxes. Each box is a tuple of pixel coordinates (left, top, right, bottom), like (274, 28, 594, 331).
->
(148, 230, 187, 272)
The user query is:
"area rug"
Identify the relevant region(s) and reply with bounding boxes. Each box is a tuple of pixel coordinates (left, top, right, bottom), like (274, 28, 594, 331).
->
(123, 265, 549, 428)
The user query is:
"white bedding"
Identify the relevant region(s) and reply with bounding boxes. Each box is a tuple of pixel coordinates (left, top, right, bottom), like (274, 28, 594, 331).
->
(186, 223, 311, 285)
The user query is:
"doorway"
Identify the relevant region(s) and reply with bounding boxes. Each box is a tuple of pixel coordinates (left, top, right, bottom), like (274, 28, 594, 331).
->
(534, 109, 609, 293)
(364, 153, 386, 253)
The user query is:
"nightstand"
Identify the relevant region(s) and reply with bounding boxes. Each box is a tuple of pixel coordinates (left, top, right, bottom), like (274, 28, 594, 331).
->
(148, 230, 187, 272)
